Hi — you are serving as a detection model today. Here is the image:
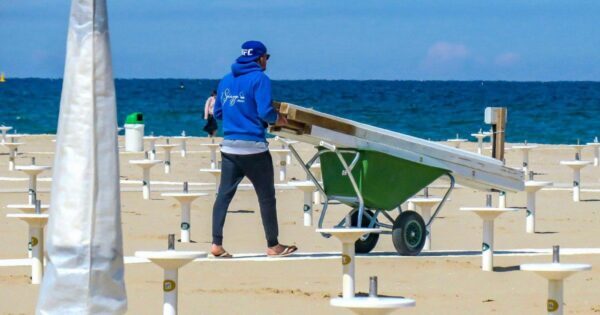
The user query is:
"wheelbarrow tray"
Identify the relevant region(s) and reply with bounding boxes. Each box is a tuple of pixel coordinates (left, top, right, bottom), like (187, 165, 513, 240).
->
(320, 148, 447, 210)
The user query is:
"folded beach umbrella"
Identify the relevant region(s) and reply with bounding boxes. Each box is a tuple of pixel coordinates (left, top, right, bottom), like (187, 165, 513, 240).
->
(37, 0, 127, 313)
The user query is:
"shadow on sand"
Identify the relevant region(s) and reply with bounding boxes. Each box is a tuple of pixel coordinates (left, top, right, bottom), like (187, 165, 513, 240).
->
(228, 209, 255, 214)
(493, 265, 520, 272)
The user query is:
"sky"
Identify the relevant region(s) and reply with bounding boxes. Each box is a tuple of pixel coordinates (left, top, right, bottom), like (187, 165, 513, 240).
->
(1, 1, 599, 80)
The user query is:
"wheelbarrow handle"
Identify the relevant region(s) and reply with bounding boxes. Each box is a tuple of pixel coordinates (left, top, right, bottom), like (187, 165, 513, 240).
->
(319, 141, 336, 151)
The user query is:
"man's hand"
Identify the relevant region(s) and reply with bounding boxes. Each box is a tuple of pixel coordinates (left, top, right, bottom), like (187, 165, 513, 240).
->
(276, 113, 288, 126)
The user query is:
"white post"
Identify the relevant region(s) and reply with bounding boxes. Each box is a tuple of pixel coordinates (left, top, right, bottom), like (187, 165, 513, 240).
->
(594, 147, 599, 167)
(482, 219, 494, 272)
(286, 152, 292, 166)
(311, 168, 323, 209)
(210, 147, 217, 169)
(180, 140, 186, 158)
(28, 175, 37, 205)
(150, 141, 156, 160)
(499, 192, 506, 208)
(9, 149, 16, 171)
(477, 138, 484, 155)
(522, 150, 529, 173)
(28, 231, 33, 258)
(526, 191, 536, 234)
(163, 269, 178, 315)
(180, 202, 191, 243)
(547, 280, 563, 315)
(421, 204, 432, 250)
(573, 169, 580, 202)
(407, 202, 415, 211)
(341, 241, 355, 299)
(303, 191, 313, 227)
(143, 168, 151, 200)
(313, 190, 320, 208)
(164, 150, 171, 174)
(30, 226, 43, 284)
(279, 159, 287, 182)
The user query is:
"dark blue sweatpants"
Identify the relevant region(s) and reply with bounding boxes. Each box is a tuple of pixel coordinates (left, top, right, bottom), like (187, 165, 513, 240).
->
(212, 151, 279, 247)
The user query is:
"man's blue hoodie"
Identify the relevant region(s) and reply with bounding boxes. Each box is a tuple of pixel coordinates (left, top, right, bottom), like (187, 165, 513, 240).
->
(213, 61, 278, 143)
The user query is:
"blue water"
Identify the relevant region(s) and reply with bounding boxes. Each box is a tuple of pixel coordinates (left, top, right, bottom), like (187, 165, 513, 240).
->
(1, 79, 599, 144)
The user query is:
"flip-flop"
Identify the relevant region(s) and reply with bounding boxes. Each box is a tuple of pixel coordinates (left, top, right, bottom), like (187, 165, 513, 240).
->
(211, 251, 233, 259)
(267, 245, 298, 258)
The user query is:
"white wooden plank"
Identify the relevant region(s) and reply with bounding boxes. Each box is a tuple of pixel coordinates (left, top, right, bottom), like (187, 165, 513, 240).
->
(272, 103, 524, 192)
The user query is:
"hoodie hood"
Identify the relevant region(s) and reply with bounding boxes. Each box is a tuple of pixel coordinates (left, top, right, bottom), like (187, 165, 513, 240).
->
(231, 61, 263, 77)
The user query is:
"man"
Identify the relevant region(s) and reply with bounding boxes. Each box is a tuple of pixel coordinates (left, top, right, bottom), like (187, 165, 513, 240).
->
(211, 40, 298, 258)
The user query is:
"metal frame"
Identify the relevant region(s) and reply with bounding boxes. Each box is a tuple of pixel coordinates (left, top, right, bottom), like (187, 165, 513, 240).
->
(286, 139, 455, 241)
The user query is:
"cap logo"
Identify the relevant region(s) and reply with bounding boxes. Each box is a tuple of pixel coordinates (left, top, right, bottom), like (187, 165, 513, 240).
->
(241, 48, 254, 56)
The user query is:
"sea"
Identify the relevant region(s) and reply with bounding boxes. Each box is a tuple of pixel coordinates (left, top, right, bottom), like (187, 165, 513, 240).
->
(1, 79, 599, 144)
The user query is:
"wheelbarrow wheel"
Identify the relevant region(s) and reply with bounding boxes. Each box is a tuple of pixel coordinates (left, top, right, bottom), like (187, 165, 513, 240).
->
(351, 209, 379, 254)
(392, 211, 426, 256)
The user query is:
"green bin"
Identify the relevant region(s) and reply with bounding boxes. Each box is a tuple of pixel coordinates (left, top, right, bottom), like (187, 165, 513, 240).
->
(124, 112, 144, 152)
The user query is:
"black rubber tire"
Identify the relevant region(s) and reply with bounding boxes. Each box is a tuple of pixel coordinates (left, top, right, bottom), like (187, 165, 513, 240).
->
(392, 211, 426, 256)
(351, 209, 380, 254)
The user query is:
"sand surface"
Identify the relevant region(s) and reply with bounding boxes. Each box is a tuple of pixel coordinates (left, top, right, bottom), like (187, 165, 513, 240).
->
(1, 135, 599, 314)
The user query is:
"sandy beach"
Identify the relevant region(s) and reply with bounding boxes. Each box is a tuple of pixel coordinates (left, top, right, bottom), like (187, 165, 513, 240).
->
(1, 135, 599, 314)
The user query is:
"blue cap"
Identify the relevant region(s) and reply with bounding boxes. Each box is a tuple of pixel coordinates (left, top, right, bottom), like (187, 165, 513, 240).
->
(236, 41, 268, 63)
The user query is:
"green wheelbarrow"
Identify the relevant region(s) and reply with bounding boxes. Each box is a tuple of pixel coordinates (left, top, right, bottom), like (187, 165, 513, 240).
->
(289, 141, 455, 256)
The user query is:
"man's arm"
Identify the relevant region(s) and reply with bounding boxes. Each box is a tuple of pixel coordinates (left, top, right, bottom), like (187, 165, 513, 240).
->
(255, 75, 278, 124)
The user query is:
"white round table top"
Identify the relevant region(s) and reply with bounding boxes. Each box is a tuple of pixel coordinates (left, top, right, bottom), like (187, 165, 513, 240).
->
(161, 192, 208, 198)
(459, 207, 519, 220)
(200, 168, 222, 174)
(460, 207, 519, 212)
(470, 133, 488, 137)
(7, 213, 49, 219)
(524, 180, 552, 191)
(521, 263, 591, 273)
(135, 250, 206, 260)
(521, 263, 591, 280)
(129, 159, 164, 166)
(135, 250, 207, 269)
(330, 297, 416, 310)
(288, 180, 316, 186)
(15, 165, 52, 173)
(407, 197, 443, 204)
(155, 144, 179, 149)
(560, 160, 592, 167)
(511, 145, 538, 150)
(5, 134, 24, 139)
(317, 227, 382, 243)
(2, 142, 23, 147)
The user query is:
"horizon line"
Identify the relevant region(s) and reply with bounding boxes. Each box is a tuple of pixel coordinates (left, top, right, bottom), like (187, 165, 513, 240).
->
(3, 77, 600, 83)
